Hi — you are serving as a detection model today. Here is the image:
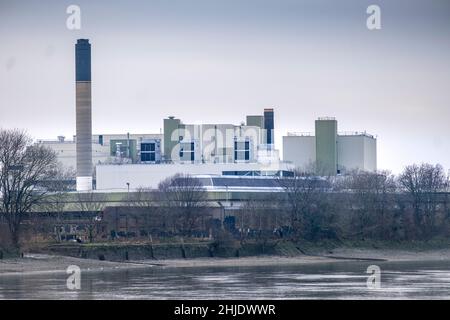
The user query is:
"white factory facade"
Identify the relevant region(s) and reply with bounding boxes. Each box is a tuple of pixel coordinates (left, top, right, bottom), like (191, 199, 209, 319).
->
(39, 109, 278, 168)
(39, 108, 290, 191)
(38, 133, 163, 170)
(162, 109, 278, 165)
(97, 162, 292, 191)
(40, 115, 377, 192)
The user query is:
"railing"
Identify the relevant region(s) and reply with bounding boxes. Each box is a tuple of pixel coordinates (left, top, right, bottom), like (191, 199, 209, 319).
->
(286, 131, 376, 139)
(37, 140, 75, 144)
(338, 131, 376, 139)
(317, 117, 336, 121)
(286, 132, 314, 137)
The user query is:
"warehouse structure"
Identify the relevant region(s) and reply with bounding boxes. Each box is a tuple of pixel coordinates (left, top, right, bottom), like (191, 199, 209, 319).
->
(283, 117, 377, 174)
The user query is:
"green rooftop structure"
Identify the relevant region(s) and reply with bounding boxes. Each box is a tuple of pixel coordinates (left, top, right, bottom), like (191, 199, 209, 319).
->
(315, 117, 337, 175)
(246, 115, 264, 129)
(163, 116, 181, 161)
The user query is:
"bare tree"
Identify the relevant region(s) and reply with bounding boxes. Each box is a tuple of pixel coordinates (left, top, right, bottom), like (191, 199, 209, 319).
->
(133, 187, 157, 208)
(399, 163, 448, 238)
(239, 196, 280, 252)
(43, 165, 76, 242)
(75, 191, 106, 213)
(340, 170, 397, 239)
(157, 173, 207, 236)
(132, 187, 161, 238)
(0, 129, 58, 250)
(277, 169, 332, 240)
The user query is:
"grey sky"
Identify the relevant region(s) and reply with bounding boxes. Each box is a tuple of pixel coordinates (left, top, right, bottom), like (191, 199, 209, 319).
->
(1, 0, 449, 173)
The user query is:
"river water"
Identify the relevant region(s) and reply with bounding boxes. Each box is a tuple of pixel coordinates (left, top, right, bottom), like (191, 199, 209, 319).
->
(1, 260, 450, 299)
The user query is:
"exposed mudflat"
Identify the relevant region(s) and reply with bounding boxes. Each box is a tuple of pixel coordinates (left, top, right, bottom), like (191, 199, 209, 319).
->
(0, 254, 148, 277)
(2, 248, 450, 276)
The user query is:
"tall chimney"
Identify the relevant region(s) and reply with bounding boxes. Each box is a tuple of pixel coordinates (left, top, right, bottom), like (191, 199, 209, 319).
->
(264, 108, 274, 147)
(75, 39, 93, 191)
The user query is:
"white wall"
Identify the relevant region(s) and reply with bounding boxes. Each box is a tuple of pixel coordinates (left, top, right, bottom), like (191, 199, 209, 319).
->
(337, 136, 364, 172)
(282, 135, 316, 170)
(96, 162, 292, 191)
(198, 124, 261, 163)
(337, 135, 377, 172)
(363, 136, 377, 172)
(41, 141, 110, 170)
(282, 134, 377, 173)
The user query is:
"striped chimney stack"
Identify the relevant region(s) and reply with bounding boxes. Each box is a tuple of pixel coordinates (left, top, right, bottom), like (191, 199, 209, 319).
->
(75, 39, 93, 191)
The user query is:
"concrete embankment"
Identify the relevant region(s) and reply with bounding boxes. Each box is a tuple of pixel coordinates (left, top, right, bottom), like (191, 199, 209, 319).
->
(31, 239, 450, 264)
(6, 240, 450, 276)
(35, 240, 305, 262)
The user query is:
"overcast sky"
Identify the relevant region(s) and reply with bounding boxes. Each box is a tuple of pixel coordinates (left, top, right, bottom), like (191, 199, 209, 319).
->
(1, 0, 449, 173)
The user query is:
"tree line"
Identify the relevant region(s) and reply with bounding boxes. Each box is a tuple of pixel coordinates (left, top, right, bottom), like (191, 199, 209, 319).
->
(275, 165, 449, 242)
(131, 165, 450, 243)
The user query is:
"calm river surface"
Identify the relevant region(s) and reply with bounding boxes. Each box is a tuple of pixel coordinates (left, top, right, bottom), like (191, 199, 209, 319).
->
(2, 260, 450, 299)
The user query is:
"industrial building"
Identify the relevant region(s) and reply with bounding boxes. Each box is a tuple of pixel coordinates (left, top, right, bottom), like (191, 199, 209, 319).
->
(93, 109, 282, 191)
(38, 133, 163, 169)
(40, 107, 278, 168)
(40, 106, 280, 193)
(38, 39, 378, 194)
(283, 117, 377, 174)
(162, 109, 278, 165)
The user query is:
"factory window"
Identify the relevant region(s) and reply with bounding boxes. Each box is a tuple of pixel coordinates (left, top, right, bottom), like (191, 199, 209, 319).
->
(141, 153, 155, 162)
(140, 142, 156, 162)
(234, 139, 251, 162)
(141, 143, 155, 152)
(179, 142, 195, 161)
(99, 135, 103, 145)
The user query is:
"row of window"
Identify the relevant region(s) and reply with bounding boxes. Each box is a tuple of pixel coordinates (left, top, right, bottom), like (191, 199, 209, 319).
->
(139, 141, 251, 162)
(180, 142, 195, 161)
(141, 142, 158, 162)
